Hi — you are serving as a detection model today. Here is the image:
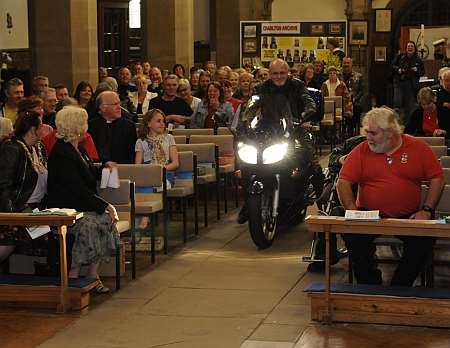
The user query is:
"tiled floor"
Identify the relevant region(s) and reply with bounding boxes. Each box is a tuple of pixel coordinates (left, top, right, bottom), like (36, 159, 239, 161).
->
(2, 189, 450, 347)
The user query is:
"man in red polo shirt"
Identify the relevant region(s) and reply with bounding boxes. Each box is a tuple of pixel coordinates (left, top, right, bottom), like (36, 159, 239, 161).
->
(337, 107, 444, 286)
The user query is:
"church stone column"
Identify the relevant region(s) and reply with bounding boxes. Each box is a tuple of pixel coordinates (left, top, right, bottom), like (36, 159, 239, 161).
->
(30, 0, 98, 91)
(144, 0, 194, 71)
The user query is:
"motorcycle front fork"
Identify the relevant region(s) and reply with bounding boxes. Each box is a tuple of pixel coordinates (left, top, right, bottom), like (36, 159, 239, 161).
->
(249, 174, 280, 218)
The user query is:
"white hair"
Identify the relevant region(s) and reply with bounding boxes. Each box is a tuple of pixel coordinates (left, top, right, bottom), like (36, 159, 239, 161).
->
(362, 107, 403, 135)
(55, 106, 88, 142)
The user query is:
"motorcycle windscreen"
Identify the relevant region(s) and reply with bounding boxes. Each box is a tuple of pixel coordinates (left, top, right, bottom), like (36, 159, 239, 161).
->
(241, 94, 293, 137)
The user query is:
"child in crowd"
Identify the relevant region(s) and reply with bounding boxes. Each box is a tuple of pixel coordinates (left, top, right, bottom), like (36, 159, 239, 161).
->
(135, 108, 179, 228)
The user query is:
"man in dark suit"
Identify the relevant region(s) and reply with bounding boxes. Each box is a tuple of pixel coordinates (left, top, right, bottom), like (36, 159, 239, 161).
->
(89, 91, 137, 164)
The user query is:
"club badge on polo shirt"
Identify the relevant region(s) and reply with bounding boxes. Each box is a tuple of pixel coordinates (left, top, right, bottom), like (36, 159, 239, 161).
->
(401, 153, 408, 163)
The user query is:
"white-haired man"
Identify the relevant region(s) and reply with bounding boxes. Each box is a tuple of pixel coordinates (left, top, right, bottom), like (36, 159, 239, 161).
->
(337, 107, 444, 286)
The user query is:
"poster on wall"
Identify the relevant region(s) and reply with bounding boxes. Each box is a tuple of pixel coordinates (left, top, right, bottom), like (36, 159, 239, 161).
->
(0, 0, 29, 49)
(241, 21, 347, 69)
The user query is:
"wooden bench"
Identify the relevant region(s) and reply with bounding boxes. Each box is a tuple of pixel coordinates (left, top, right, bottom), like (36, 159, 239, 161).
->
(0, 212, 94, 312)
(304, 215, 450, 327)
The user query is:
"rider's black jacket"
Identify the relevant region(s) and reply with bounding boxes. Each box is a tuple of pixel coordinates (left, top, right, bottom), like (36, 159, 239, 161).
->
(255, 77, 318, 123)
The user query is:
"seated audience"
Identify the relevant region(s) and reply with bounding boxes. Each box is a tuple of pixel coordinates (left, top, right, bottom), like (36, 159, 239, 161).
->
(32, 75, 49, 96)
(189, 70, 200, 92)
(177, 79, 201, 113)
(321, 66, 353, 117)
(1, 77, 25, 125)
(142, 61, 151, 79)
(215, 68, 228, 84)
(194, 71, 212, 99)
(255, 68, 269, 83)
(41, 88, 58, 128)
(313, 60, 326, 87)
(89, 91, 137, 164)
(117, 67, 137, 99)
(0, 111, 47, 262)
(191, 81, 233, 129)
(135, 108, 179, 170)
(149, 74, 193, 127)
(228, 71, 240, 94)
(54, 84, 69, 102)
(173, 63, 186, 79)
(337, 107, 444, 286)
(233, 72, 254, 103)
(405, 87, 449, 137)
(149, 67, 164, 96)
(47, 106, 118, 293)
(74, 81, 94, 111)
(223, 79, 242, 113)
(18, 96, 53, 138)
(302, 63, 322, 89)
(129, 75, 158, 115)
(0, 118, 13, 144)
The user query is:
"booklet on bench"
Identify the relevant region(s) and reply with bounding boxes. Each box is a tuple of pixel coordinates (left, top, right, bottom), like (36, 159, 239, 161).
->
(345, 210, 380, 221)
(30, 208, 79, 216)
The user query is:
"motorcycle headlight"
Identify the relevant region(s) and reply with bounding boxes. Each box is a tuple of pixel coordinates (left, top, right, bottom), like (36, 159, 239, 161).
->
(263, 143, 288, 164)
(237, 143, 258, 164)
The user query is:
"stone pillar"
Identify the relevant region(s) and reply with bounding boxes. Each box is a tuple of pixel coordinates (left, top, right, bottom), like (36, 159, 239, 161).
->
(30, 0, 98, 91)
(144, 0, 194, 71)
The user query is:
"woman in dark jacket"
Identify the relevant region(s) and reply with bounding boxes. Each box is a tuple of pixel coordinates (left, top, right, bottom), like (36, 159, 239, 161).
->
(405, 87, 449, 137)
(0, 111, 46, 262)
(47, 106, 118, 293)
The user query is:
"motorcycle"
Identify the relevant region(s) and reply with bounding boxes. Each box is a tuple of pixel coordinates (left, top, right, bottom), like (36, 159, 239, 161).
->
(236, 93, 323, 249)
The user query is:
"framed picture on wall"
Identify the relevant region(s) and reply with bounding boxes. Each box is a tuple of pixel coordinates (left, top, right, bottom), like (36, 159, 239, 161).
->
(311, 24, 324, 35)
(375, 9, 392, 33)
(243, 38, 257, 53)
(243, 25, 257, 38)
(329, 23, 342, 35)
(374, 46, 387, 62)
(349, 20, 368, 46)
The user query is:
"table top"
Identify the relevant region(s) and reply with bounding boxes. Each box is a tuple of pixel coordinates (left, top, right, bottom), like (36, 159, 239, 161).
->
(305, 215, 450, 238)
(0, 212, 83, 226)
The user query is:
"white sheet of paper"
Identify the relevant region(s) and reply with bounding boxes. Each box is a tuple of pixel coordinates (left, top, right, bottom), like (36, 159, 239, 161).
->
(26, 225, 51, 239)
(345, 210, 380, 221)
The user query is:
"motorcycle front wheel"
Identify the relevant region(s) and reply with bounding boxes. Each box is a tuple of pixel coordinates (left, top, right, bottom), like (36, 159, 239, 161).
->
(248, 190, 278, 249)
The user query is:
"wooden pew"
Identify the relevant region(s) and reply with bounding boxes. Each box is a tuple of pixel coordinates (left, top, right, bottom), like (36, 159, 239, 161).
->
(304, 215, 450, 327)
(0, 212, 95, 312)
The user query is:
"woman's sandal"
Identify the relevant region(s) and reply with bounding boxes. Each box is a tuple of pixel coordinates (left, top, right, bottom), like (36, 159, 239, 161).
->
(94, 279, 110, 294)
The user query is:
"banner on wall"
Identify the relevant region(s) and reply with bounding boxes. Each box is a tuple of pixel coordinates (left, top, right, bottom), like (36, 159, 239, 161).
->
(261, 22, 301, 35)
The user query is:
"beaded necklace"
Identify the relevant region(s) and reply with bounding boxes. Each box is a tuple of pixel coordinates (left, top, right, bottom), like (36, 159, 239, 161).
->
(16, 140, 46, 174)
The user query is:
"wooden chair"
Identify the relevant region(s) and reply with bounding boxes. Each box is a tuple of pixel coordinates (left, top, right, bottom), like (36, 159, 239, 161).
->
(190, 134, 238, 213)
(172, 128, 214, 139)
(430, 145, 447, 159)
(98, 179, 135, 289)
(117, 164, 166, 264)
(176, 143, 219, 227)
(417, 136, 445, 146)
(217, 127, 232, 135)
(319, 99, 336, 151)
(441, 156, 450, 168)
(173, 135, 187, 144)
(167, 151, 199, 242)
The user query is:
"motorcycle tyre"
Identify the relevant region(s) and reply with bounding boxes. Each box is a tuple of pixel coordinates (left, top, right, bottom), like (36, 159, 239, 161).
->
(248, 193, 277, 249)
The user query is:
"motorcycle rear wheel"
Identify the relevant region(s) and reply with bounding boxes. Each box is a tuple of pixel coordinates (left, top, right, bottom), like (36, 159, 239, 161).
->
(248, 191, 277, 249)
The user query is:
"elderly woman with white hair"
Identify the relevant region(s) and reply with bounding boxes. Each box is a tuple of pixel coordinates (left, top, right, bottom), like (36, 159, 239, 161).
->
(47, 106, 118, 293)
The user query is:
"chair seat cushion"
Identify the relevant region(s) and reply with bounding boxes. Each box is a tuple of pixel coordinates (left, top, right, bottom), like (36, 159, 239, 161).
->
(116, 220, 130, 234)
(135, 200, 163, 214)
(219, 163, 235, 173)
(167, 185, 194, 197)
(198, 173, 216, 184)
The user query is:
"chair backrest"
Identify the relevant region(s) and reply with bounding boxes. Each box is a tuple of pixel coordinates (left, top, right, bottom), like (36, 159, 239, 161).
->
(173, 135, 187, 144)
(177, 151, 194, 172)
(430, 145, 447, 159)
(98, 179, 133, 220)
(444, 168, 450, 185)
(176, 143, 216, 164)
(422, 184, 450, 215)
(441, 156, 450, 168)
(322, 100, 335, 124)
(117, 164, 163, 187)
(189, 134, 234, 154)
(417, 136, 445, 146)
(217, 127, 232, 135)
(172, 128, 214, 137)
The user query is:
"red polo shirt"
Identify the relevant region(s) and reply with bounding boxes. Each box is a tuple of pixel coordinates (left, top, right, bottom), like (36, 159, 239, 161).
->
(339, 134, 443, 217)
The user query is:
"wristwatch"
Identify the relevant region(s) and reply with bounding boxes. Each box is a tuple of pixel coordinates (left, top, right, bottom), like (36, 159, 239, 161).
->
(421, 204, 435, 214)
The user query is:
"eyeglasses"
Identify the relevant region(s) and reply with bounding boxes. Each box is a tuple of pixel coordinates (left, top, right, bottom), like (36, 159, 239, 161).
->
(102, 102, 121, 107)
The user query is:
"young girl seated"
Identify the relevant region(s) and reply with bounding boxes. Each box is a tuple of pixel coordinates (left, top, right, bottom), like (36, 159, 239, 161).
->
(135, 108, 179, 228)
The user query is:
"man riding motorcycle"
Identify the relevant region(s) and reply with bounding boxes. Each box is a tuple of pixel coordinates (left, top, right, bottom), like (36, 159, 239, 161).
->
(237, 58, 324, 224)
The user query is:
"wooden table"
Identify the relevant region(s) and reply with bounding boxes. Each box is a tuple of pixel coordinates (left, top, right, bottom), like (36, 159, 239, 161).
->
(0, 212, 83, 312)
(305, 215, 450, 327)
